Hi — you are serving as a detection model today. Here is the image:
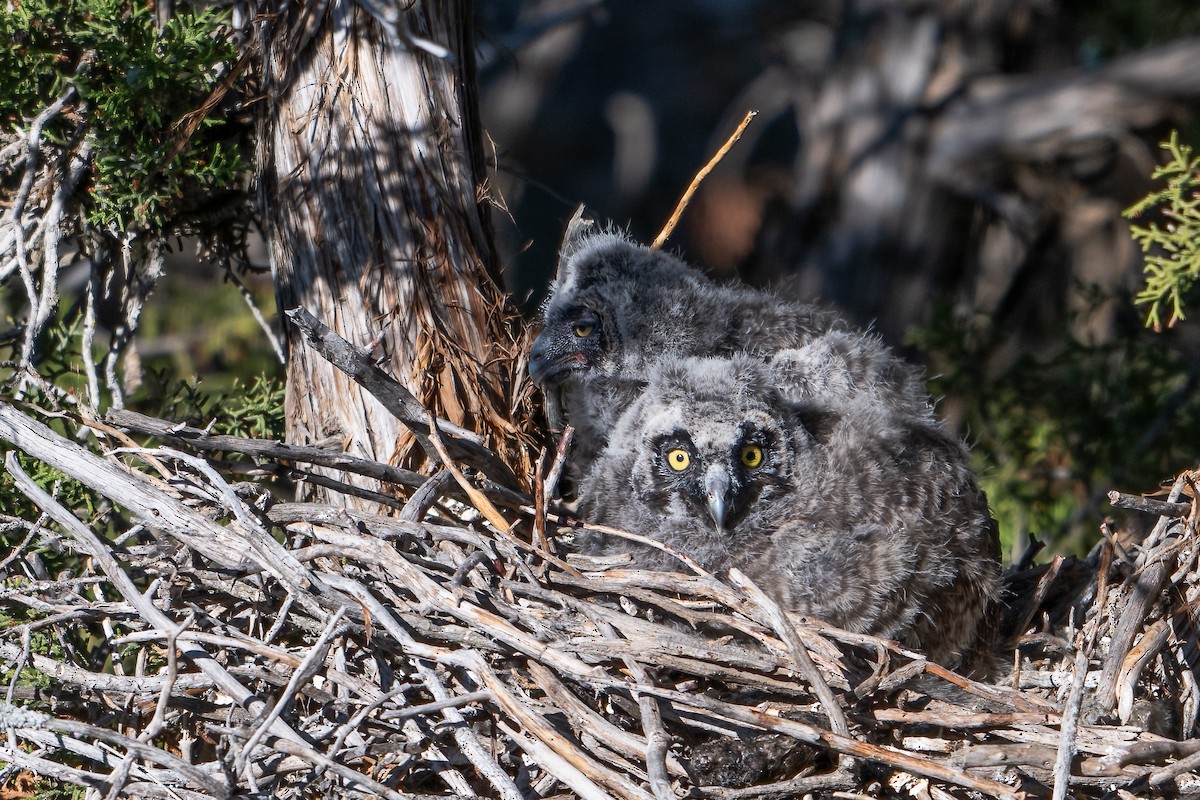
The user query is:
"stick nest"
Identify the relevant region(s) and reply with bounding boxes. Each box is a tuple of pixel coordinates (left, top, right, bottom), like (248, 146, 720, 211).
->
(1, 323, 1199, 800)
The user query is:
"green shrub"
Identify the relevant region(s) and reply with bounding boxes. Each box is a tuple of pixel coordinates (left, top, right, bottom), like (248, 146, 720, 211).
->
(910, 298, 1199, 559)
(1125, 131, 1200, 330)
(0, 0, 248, 231)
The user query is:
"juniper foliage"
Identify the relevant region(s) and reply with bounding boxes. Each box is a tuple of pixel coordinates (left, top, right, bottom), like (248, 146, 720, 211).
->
(0, 0, 247, 231)
(1125, 131, 1200, 330)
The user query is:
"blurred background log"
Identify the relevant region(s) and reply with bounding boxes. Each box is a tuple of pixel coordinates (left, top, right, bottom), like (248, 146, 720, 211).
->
(484, 1, 1198, 343)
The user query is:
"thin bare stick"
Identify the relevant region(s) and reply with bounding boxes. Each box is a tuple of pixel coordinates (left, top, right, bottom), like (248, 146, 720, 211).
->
(544, 424, 575, 503)
(236, 606, 347, 772)
(1108, 489, 1191, 517)
(534, 447, 549, 549)
(284, 306, 517, 487)
(143, 613, 193, 742)
(530, 661, 688, 778)
(426, 411, 512, 533)
(33, 139, 89, 370)
(3, 452, 307, 749)
(496, 720, 619, 800)
(1051, 647, 1089, 800)
(1148, 746, 1200, 789)
(221, 259, 285, 364)
(103, 233, 166, 409)
(10, 370, 1200, 799)
(3, 704, 229, 797)
(9, 87, 76, 369)
(82, 263, 103, 410)
(730, 568, 850, 739)
(590, 678, 1022, 800)
(207, 723, 409, 800)
(322, 572, 524, 800)
(103, 612, 196, 800)
(595, 617, 674, 800)
(651, 110, 757, 249)
(579, 521, 713, 577)
(448, 648, 652, 800)
(105, 407, 443, 494)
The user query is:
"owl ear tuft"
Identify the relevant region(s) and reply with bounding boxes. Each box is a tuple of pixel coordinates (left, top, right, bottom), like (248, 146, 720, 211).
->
(556, 205, 596, 280)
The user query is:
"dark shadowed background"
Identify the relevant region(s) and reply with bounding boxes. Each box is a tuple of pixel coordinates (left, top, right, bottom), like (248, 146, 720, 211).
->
(475, 0, 1200, 557)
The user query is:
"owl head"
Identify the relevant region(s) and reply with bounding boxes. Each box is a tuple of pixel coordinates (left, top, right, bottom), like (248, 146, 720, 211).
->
(529, 209, 709, 386)
(618, 355, 817, 534)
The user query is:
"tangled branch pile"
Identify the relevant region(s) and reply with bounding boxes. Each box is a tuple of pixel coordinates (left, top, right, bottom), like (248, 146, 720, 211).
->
(1, 318, 1199, 800)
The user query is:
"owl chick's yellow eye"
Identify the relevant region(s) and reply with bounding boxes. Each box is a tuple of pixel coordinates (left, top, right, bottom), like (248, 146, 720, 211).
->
(666, 448, 691, 471)
(740, 445, 764, 469)
(573, 323, 594, 338)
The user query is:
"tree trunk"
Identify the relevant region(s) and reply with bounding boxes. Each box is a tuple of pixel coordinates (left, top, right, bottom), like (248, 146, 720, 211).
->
(255, 0, 536, 503)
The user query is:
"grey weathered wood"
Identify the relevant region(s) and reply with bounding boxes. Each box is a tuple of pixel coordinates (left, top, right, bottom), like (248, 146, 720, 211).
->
(5, 400, 1199, 798)
(1108, 490, 1192, 518)
(106, 407, 430, 490)
(284, 306, 520, 488)
(0, 402, 251, 570)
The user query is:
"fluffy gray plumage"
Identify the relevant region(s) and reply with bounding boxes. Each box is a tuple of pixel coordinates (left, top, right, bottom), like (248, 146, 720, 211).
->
(578, 355, 1001, 673)
(530, 212, 930, 472)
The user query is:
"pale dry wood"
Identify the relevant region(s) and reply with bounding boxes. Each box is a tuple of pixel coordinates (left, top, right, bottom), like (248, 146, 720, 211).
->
(0, 641, 217, 695)
(0, 404, 325, 614)
(701, 769, 858, 799)
(1108, 490, 1192, 518)
(495, 720, 619, 800)
(1116, 617, 1172, 723)
(1094, 474, 1191, 712)
(318, 572, 523, 800)
(588, 679, 1023, 800)
(260, 0, 535, 506)
(235, 607, 347, 772)
(1, 705, 226, 798)
(4, 453, 308, 752)
(1051, 648, 1089, 800)
(206, 724, 411, 800)
(425, 410, 514, 532)
(106, 407, 432, 492)
(982, 722, 1147, 758)
(302, 522, 600, 678)
(7, 392, 1200, 799)
(874, 710, 1061, 727)
(0, 747, 109, 793)
(529, 662, 689, 779)
(593, 618, 674, 800)
(285, 306, 519, 488)
(447, 649, 653, 800)
(730, 567, 850, 739)
(921, 662, 1059, 713)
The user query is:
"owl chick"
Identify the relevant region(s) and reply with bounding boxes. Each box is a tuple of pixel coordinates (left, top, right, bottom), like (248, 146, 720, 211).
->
(578, 354, 1001, 673)
(530, 209, 930, 472)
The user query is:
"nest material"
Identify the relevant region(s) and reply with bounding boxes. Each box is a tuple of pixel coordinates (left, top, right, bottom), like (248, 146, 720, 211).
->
(1, 320, 1199, 800)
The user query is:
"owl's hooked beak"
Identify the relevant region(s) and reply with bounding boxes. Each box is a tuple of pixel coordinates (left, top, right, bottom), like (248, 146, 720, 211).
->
(528, 335, 583, 385)
(704, 467, 731, 530)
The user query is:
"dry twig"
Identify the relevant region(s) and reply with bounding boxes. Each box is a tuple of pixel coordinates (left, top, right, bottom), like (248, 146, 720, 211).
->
(4, 375, 1200, 798)
(651, 110, 757, 249)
